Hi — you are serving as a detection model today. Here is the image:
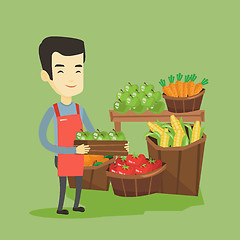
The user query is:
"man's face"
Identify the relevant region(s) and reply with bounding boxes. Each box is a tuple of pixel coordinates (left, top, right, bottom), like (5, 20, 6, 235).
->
(50, 52, 84, 97)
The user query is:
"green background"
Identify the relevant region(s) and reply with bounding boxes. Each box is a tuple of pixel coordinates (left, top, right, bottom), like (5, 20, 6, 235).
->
(1, 0, 239, 239)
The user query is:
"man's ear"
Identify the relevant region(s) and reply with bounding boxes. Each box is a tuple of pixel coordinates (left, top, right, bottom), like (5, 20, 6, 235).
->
(41, 70, 51, 82)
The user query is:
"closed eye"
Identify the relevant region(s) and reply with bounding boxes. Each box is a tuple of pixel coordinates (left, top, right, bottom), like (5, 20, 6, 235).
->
(76, 70, 81, 73)
(57, 70, 64, 73)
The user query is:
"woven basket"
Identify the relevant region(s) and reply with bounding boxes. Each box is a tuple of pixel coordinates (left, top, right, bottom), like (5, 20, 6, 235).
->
(163, 89, 205, 113)
(106, 162, 166, 197)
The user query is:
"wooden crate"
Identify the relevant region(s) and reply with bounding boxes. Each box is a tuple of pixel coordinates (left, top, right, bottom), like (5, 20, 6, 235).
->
(74, 140, 128, 156)
(68, 157, 115, 191)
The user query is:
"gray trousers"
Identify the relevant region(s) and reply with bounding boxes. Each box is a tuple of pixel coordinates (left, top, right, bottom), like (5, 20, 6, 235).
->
(55, 156, 83, 210)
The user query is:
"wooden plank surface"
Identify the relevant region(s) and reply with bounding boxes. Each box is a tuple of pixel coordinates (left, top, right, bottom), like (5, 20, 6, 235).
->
(109, 110, 205, 123)
(74, 140, 128, 155)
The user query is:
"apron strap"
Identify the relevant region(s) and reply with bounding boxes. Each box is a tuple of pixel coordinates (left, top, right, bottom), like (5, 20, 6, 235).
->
(75, 103, 80, 115)
(53, 103, 60, 117)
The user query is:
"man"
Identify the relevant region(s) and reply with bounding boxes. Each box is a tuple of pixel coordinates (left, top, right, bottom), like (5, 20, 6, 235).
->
(38, 36, 129, 215)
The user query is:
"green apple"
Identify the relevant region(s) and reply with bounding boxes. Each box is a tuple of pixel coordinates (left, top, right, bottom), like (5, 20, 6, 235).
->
(84, 131, 94, 140)
(114, 99, 130, 113)
(116, 89, 130, 102)
(93, 129, 101, 139)
(131, 89, 139, 98)
(147, 90, 162, 101)
(124, 82, 139, 94)
(141, 95, 155, 108)
(126, 95, 141, 108)
(131, 104, 147, 114)
(111, 131, 126, 141)
(137, 90, 146, 100)
(149, 101, 165, 114)
(76, 131, 83, 140)
(116, 131, 126, 140)
(76, 129, 84, 140)
(132, 84, 139, 91)
(97, 132, 111, 140)
(79, 134, 87, 140)
(140, 82, 154, 94)
(108, 129, 116, 138)
(109, 131, 118, 140)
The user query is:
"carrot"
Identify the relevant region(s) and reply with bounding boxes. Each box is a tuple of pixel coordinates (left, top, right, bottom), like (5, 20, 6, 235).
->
(175, 73, 183, 97)
(194, 78, 208, 95)
(168, 75, 178, 97)
(188, 74, 197, 96)
(183, 75, 191, 97)
(159, 79, 174, 97)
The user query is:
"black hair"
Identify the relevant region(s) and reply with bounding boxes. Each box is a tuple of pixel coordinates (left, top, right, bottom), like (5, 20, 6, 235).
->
(39, 36, 85, 80)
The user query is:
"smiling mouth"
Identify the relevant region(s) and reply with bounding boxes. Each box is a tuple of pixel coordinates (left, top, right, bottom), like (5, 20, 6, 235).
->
(66, 85, 77, 88)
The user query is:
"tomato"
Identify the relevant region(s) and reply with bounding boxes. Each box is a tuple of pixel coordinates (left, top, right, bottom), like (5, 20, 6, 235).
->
(154, 159, 163, 170)
(147, 159, 162, 170)
(135, 163, 152, 175)
(115, 156, 127, 167)
(138, 154, 146, 163)
(117, 164, 135, 175)
(126, 154, 143, 167)
(109, 163, 118, 173)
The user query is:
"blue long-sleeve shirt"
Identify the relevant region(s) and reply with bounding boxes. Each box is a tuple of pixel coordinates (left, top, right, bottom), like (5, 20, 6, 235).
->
(39, 102, 95, 155)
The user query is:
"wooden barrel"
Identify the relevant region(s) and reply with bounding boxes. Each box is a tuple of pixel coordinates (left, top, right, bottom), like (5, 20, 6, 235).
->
(146, 133, 206, 196)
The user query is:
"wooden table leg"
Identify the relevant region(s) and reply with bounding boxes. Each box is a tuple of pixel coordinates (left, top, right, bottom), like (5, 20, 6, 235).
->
(114, 122, 121, 131)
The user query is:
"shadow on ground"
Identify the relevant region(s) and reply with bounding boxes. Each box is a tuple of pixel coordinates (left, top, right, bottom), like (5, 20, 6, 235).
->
(29, 186, 204, 219)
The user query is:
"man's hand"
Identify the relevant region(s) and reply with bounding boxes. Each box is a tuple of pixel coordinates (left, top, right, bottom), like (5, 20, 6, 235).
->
(76, 144, 91, 154)
(124, 142, 129, 152)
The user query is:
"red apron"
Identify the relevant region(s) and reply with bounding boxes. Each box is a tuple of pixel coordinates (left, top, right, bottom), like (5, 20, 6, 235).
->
(53, 103, 84, 177)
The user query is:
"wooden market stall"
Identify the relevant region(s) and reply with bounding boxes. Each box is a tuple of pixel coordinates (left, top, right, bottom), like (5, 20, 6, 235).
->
(109, 110, 205, 131)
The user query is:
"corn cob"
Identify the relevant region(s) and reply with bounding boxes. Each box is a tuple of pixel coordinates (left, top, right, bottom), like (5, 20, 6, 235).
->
(191, 121, 201, 143)
(173, 130, 183, 147)
(160, 128, 169, 147)
(147, 121, 165, 135)
(170, 115, 185, 136)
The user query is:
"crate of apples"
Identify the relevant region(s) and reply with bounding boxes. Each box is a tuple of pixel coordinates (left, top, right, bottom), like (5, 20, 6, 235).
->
(74, 129, 128, 156)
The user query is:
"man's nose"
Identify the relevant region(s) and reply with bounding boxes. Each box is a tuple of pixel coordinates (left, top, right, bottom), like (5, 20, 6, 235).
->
(69, 79, 74, 82)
